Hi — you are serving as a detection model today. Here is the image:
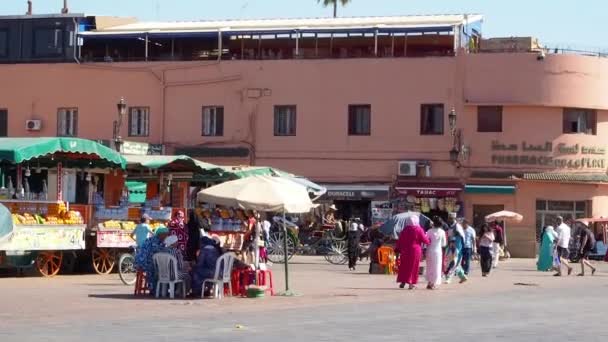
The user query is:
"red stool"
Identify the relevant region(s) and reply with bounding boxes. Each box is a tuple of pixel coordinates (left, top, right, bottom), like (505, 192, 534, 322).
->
(256, 270, 275, 296)
(134, 271, 149, 296)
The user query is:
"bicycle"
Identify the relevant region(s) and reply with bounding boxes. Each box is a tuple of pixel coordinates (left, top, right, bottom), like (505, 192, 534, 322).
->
(117, 247, 137, 286)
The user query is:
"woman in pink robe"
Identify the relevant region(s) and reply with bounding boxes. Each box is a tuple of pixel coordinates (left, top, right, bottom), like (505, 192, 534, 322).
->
(395, 215, 430, 289)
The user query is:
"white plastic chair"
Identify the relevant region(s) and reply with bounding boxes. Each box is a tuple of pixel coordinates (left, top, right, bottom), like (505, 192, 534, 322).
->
(202, 252, 236, 299)
(153, 253, 186, 299)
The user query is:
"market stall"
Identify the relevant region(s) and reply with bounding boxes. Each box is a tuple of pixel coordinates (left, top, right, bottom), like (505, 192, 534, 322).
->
(89, 155, 225, 274)
(0, 138, 125, 276)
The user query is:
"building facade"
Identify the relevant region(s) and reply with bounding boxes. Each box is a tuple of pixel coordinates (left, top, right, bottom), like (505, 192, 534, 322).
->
(1, 13, 607, 256)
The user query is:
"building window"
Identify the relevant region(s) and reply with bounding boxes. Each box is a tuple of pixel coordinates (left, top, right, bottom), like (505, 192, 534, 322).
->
(274, 105, 297, 136)
(420, 104, 444, 135)
(33, 28, 64, 57)
(563, 108, 596, 135)
(0, 30, 8, 58)
(348, 104, 371, 136)
(535, 199, 587, 242)
(57, 108, 78, 137)
(128, 107, 150, 137)
(0, 109, 6, 137)
(477, 106, 503, 132)
(202, 106, 224, 136)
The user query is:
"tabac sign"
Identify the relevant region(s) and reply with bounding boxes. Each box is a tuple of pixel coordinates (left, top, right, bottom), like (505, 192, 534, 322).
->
(490, 141, 606, 169)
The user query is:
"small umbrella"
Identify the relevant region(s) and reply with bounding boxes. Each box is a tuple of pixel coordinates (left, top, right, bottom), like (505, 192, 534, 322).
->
(0, 203, 14, 243)
(380, 212, 432, 239)
(198, 175, 314, 295)
(485, 211, 523, 223)
(485, 210, 524, 249)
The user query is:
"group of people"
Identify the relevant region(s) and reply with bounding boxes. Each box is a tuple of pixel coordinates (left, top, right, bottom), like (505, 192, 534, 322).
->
(132, 209, 264, 297)
(395, 213, 506, 290)
(537, 216, 597, 277)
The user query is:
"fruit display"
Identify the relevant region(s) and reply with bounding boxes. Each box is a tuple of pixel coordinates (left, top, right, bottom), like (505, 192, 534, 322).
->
(11, 210, 84, 226)
(101, 220, 164, 231)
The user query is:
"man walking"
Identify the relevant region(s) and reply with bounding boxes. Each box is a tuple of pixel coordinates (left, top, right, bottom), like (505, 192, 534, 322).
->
(461, 219, 477, 276)
(578, 223, 597, 276)
(554, 216, 573, 276)
(491, 221, 504, 268)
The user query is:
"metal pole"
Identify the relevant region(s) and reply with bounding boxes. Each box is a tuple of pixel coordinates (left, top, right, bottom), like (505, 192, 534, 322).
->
(374, 29, 378, 57)
(144, 33, 149, 61)
(283, 210, 289, 292)
(295, 31, 300, 58)
(217, 30, 222, 61)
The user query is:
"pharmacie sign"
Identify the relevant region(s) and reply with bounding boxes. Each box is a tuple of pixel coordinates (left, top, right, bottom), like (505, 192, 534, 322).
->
(491, 140, 606, 169)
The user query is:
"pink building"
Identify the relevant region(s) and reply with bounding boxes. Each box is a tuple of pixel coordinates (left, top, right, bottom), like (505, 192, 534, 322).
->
(1, 12, 607, 256)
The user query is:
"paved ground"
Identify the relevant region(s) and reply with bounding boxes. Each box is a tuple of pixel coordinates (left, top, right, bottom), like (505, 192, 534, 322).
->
(0, 257, 607, 341)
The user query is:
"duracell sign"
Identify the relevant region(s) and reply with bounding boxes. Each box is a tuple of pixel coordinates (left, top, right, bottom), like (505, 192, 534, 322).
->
(491, 140, 606, 169)
(324, 190, 388, 200)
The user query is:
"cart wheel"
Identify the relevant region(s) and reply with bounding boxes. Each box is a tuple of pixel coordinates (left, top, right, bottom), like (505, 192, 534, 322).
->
(324, 241, 348, 265)
(36, 251, 63, 277)
(92, 248, 116, 275)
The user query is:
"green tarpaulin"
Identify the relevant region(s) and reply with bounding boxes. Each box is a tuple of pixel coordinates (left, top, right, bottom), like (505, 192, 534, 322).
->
(123, 155, 223, 174)
(0, 137, 126, 168)
(126, 180, 147, 203)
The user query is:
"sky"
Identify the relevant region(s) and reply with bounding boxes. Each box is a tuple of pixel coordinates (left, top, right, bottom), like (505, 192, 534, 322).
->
(1, 0, 606, 50)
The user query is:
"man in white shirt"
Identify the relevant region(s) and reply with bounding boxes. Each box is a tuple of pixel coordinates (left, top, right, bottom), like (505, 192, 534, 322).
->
(554, 216, 573, 276)
(461, 220, 477, 276)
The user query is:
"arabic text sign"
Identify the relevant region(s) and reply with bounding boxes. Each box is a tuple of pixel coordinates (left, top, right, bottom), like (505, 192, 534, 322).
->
(0, 225, 86, 251)
(97, 230, 136, 248)
(491, 141, 606, 169)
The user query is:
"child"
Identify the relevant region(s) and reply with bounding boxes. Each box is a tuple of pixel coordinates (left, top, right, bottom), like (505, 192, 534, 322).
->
(444, 238, 468, 284)
(131, 215, 153, 248)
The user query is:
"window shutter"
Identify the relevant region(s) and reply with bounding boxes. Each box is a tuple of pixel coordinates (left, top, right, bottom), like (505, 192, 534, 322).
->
(216, 107, 224, 136)
(144, 109, 149, 136)
(57, 110, 62, 136)
(128, 109, 133, 136)
(72, 110, 78, 136)
(273, 108, 280, 135)
(0, 110, 7, 137)
(348, 106, 355, 135)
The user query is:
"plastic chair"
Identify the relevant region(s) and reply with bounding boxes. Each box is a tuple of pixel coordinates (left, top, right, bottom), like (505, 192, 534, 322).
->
(377, 246, 396, 275)
(257, 269, 275, 296)
(153, 253, 186, 299)
(202, 252, 236, 299)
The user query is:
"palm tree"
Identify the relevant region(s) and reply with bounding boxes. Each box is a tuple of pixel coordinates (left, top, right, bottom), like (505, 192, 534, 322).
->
(318, 0, 351, 18)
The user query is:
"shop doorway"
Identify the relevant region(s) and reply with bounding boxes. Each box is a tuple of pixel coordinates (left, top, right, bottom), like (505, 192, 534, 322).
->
(335, 200, 371, 226)
(473, 204, 504, 231)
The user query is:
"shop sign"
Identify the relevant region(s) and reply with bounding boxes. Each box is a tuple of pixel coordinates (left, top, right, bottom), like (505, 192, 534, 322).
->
(97, 230, 136, 248)
(395, 188, 460, 198)
(491, 140, 606, 169)
(121, 141, 164, 156)
(325, 190, 388, 200)
(0, 226, 85, 251)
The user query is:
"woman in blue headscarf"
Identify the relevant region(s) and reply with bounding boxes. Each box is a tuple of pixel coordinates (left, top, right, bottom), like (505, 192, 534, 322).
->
(135, 226, 169, 292)
(537, 225, 557, 271)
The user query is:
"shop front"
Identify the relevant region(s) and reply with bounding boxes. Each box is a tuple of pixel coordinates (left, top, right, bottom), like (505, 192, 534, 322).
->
(320, 184, 390, 226)
(391, 182, 463, 221)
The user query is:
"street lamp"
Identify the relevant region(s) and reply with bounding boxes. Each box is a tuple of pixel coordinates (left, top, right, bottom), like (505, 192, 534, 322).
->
(114, 98, 127, 152)
(448, 107, 457, 136)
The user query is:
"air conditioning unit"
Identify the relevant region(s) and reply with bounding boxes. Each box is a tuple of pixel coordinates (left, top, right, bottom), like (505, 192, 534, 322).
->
(25, 120, 42, 131)
(398, 161, 417, 177)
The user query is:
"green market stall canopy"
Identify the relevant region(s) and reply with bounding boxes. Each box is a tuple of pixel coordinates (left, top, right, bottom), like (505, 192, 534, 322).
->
(0, 137, 126, 168)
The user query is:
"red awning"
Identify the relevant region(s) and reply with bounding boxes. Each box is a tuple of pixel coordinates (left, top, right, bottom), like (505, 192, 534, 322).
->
(394, 183, 462, 198)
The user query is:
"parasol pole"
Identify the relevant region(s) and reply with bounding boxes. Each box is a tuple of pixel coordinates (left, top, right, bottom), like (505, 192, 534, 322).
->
(283, 210, 289, 291)
(278, 209, 300, 297)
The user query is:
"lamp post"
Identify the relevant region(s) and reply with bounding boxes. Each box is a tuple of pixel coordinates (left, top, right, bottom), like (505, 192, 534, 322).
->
(114, 98, 127, 153)
(448, 108, 457, 136)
